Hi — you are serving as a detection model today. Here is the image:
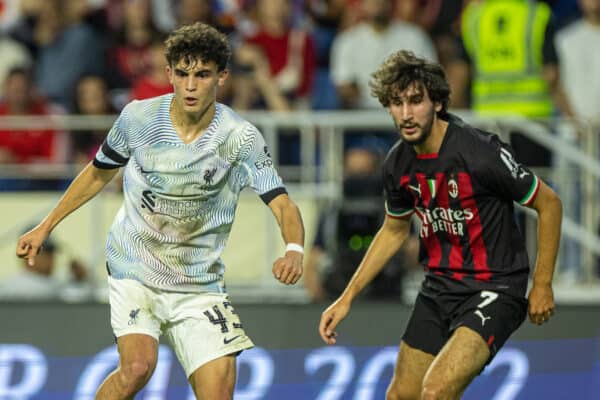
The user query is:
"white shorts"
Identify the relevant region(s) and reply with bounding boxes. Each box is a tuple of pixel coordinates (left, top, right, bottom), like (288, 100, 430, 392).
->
(108, 277, 254, 377)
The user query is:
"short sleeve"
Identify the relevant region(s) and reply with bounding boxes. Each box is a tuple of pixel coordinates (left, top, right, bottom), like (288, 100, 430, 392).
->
(479, 137, 541, 206)
(93, 103, 132, 169)
(383, 161, 415, 219)
(240, 125, 286, 204)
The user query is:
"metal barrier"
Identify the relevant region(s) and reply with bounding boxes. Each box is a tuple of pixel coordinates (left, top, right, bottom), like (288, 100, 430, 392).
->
(1, 111, 599, 294)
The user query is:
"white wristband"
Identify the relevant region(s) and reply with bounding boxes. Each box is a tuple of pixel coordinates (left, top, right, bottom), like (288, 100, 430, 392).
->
(285, 243, 304, 254)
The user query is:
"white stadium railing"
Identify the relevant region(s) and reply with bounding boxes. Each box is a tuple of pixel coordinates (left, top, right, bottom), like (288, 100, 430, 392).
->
(0, 111, 599, 302)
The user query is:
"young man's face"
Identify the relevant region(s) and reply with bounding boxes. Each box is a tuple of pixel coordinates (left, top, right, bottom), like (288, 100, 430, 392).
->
(388, 83, 441, 146)
(167, 58, 228, 115)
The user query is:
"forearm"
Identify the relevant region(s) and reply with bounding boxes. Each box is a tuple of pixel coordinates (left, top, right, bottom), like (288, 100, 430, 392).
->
(40, 162, 117, 232)
(341, 220, 410, 302)
(544, 65, 575, 118)
(336, 83, 360, 108)
(532, 196, 562, 286)
(276, 200, 304, 247)
(255, 74, 291, 112)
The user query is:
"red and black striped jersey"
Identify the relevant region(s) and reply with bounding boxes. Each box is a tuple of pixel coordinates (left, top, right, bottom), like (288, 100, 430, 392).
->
(383, 114, 540, 298)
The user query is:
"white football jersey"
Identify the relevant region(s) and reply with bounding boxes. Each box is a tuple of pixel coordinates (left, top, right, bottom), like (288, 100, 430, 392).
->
(94, 94, 286, 293)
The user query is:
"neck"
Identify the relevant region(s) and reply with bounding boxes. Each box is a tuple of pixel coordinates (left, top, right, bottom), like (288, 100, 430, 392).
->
(413, 117, 448, 155)
(585, 13, 600, 26)
(170, 98, 215, 140)
(263, 20, 286, 35)
(369, 18, 391, 33)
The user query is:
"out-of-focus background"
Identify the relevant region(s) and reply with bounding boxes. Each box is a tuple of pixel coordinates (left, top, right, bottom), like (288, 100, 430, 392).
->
(0, 0, 599, 398)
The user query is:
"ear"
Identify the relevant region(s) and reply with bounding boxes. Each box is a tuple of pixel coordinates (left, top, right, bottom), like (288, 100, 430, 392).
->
(434, 102, 442, 113)
(217, 69, 229, 87)
(166, 65, 174, 85)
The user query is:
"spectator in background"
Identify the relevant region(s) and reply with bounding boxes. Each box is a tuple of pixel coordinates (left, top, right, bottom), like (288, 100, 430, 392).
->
(0, 68, 69, 190)
(304, 145, 419, 302)
(108, 0, 161, 90)
(0, 32, 32, 97)
(394, 0, 467, 109)
(0, 67, 69, 190)
(71, 75, 115, 166)
(0, 234, 61, 301)
(233, 0, 316, 110)
(33, 0, 107, 110)
(305, 0, 346, 109)
(130, 39, 172, 100)
(450, 0, 574, 166)
(555, 0, 600, 125)
(330, 0, 437, 110)
(554, 0, 600, 279)
(0, 228, 90, 301)
(174, 0, 236, 33)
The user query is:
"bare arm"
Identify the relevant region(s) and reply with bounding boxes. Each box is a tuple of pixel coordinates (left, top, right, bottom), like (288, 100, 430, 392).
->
(543, 64, 575, 118)
(339, 215, 411, 302)
(268, 193, 305, 285)
(16, 162, 119, 265)
(527, 180, 562, 325)
(336, 82, 361, 109)
(446, 60, 471, 109)
(319, 215, 411, 344)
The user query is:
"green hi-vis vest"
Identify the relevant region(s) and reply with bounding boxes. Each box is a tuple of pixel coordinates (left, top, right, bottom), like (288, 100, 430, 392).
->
(462, 0, 553, 117)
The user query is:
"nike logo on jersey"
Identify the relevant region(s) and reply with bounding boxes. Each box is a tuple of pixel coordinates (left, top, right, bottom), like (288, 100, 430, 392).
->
(223, 335, 241, 345)
(474, 310, 492, 326)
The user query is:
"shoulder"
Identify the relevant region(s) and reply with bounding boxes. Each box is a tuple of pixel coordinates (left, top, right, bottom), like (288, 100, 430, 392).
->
(555, 19, 584, 42)
(389, 21, 429, 38)
(334, 23, 368, 44)
(120, 95, 168, 122)
(216, 103, 257, 138)
(447, 114, 504, 157)
(382, 139, 412, 174)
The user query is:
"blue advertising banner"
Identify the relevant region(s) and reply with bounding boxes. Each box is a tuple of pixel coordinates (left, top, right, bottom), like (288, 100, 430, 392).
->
(2, 338, 599, 399)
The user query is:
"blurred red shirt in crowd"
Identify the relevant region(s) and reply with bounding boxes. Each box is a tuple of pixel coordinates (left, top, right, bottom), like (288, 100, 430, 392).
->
(0, 68, 61, 164)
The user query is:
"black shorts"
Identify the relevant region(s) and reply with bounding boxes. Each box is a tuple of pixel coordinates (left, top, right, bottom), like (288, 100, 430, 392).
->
(403, 291, 527, 363)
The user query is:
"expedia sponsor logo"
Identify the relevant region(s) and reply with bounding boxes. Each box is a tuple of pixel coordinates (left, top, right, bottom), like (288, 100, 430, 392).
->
(254, 146, 274, 170)
(418, 207, 474, 238)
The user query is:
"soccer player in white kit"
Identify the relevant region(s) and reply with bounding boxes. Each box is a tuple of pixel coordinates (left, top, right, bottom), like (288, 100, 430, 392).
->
(16, 22, 305, 399)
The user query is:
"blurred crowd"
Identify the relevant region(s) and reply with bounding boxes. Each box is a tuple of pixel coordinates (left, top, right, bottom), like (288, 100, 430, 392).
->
(0, 0, 597, 184)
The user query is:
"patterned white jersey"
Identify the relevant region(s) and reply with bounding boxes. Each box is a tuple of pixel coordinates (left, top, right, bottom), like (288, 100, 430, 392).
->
(94, 94, 286, 293)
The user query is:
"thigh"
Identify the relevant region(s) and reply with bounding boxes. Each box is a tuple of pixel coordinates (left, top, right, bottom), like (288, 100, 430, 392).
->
(165, 293, 254, 378)
(189, 354, 236, 400)
(108, 277, 162, 340)
(388, 340, 435, 399)
(423, 326, 489, 397)
(450, 290, 527, 360)
(402, 293, 449, 356)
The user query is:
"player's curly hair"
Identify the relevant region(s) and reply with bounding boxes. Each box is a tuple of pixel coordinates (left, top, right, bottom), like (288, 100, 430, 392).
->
(165, 22, 231, 71)
(370, 50, 450, 117)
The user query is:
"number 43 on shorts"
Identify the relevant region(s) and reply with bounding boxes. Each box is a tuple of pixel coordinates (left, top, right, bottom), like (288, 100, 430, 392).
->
(203, 301, 243, 333)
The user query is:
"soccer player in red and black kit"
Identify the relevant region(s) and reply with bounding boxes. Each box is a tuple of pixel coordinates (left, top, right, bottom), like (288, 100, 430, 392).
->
(319, 50, 562, 400)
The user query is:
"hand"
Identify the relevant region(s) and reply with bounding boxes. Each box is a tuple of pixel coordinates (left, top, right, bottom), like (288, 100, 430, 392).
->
(272, 251, 303, 285)
(319, 297, 351, 345)
(16, 224, 50, 267)
(528, 283, 555, 325)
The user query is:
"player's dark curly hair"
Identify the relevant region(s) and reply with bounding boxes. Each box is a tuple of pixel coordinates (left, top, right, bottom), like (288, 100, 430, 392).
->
(370, 50, 450, 117)
(165, 22, 231, 71)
